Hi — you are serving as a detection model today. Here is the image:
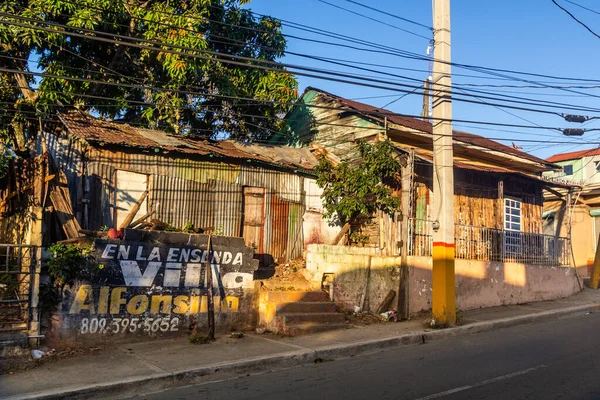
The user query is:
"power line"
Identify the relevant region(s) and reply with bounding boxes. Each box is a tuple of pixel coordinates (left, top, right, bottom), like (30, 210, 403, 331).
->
(552, 0, 600, 40)
(4, 15, 600, 118)
(207, 32, 600, 112)
(14, 112, 600, 146)
(315, 0, 432, 40)
(341, 0, 433, 30)
(43, 0, 600, 86)
(563, 0, 600, 16)
(0, 71, 577, 134)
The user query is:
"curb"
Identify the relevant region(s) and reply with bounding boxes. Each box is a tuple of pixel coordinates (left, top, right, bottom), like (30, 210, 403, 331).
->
(6, 303, 600, 400)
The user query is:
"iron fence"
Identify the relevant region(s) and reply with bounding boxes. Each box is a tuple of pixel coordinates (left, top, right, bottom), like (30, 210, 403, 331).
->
(408, 219, 571, 266)
(0, 244, 36, 333)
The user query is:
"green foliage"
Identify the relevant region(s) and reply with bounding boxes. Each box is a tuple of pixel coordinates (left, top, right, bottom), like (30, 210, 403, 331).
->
(315, 140, 402, 225)
(182, 221, 195, 233)
(214, 224, 225, 236)
(46, 244, 98, 287)
(349, 231, 369, 246)
(0, 0, 298, 145)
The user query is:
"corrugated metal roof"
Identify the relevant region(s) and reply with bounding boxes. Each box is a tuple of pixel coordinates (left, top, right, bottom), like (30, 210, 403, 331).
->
(413, 151, 574, 188)
(302, 87, 556, 169)
(546, 147, 600, 163)
(58, 112, 318, 172)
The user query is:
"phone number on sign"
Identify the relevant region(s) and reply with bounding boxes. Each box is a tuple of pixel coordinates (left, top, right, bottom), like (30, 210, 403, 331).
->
(79, 317, 180, 335)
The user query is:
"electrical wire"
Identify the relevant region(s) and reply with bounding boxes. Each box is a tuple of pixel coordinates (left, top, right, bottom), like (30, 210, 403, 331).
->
(341, 0, 433, 30)
(4, 15, 600, 118)
(552, 0, 600, 40)
(563, 0, 600, 15)
(315, 0, 432, 40)
(25, 0, 600, 86)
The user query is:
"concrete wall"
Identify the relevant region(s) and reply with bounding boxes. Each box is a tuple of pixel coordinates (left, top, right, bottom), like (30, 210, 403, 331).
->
(408, 256, 581, 313)
(305, 244, 401, 311)
(47, 230, 260, 348)
(545, 199, 593, 277)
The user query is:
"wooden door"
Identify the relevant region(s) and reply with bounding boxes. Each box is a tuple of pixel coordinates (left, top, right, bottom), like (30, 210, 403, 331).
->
(241, 187, 265, 253)
(115, 170, 148, 228)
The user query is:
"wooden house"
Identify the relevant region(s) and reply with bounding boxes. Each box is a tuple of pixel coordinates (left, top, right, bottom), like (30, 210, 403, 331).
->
(275, 87, 573, 267)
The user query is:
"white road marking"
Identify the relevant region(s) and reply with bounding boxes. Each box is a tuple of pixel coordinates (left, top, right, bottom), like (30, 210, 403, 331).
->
(414, 364, 547, 400)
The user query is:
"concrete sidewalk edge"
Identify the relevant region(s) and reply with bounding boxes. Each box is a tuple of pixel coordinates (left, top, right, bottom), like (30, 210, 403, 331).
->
(6, 302, 600, 400)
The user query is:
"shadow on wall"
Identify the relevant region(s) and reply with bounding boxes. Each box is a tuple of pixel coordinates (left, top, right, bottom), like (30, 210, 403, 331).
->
(304, 244, 581, 315)
(408, 256, 581, 313)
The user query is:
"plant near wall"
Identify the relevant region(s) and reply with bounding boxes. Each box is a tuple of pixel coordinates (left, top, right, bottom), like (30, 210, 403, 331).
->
(315, 140, 402, 244)
(46, 244, 98, 287)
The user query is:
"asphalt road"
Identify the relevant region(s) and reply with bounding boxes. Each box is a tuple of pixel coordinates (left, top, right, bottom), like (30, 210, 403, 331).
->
(135, 312, 600, 400)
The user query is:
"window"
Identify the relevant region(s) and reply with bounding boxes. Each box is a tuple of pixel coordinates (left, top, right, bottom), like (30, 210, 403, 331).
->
(504, 198, 522, 258)
(504, 198, 522, 231)
(595, 161, 600, 173)
(563, 165, 574, 176)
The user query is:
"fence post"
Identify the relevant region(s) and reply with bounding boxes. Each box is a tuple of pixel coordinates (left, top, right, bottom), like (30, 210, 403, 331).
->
(28, 246, 42, 343)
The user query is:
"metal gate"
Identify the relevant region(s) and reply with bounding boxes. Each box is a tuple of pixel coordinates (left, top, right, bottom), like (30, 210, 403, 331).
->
(0, 244, 37, 333)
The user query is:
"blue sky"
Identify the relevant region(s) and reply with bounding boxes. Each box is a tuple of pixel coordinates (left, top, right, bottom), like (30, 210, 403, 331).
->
(248, 0, 600, 160)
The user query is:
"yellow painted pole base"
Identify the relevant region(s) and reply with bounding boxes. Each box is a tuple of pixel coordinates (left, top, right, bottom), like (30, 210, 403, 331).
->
(432, 242, 456, 325)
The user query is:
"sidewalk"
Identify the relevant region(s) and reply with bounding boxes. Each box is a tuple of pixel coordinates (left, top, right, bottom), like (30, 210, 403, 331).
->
(3, 289, 600, 400)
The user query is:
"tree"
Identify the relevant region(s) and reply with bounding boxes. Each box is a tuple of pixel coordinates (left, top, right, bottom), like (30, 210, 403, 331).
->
(0, 0, 298, 150)
(315, 140, 402, 243)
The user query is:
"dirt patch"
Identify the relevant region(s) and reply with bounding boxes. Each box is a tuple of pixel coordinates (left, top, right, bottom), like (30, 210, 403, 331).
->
(345, 311, 385, 325)
(0, 346, 104, 375)
(261, 259, 313, 291)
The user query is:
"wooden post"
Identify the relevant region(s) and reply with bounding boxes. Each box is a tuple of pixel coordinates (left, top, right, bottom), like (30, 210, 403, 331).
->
(332, 223, 351, 245)
(206, 235, 215, 339)
(118, 190, 149, 230)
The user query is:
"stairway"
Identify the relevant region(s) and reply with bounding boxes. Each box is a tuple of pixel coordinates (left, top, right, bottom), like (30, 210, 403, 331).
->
(258, 290, 348, 335)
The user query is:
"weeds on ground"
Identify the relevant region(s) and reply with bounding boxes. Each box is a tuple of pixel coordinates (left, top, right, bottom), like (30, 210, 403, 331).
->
(189, 334, 213, 345)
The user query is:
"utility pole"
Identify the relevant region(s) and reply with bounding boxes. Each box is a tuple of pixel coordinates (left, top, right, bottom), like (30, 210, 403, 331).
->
(431, 0, 456, 325)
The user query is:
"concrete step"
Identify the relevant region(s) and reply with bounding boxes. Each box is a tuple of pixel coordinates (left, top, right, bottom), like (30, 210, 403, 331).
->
(282, 312, 346, 325)
(284, 322, 349, 336)
(276, 302, 337, 314)
(263, 291, 329, 304)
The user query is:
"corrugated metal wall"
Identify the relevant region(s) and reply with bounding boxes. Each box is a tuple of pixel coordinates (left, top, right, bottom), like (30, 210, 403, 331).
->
(151, 175, 215, 230)
(81, 148, 306, 263)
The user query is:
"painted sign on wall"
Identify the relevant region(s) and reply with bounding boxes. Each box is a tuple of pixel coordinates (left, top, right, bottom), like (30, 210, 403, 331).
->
(58, 230, 259, 341)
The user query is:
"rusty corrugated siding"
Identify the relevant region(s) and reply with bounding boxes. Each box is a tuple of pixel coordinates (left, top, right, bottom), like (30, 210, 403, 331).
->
(213, 180, 242, 237)
(287, 202, 305, 260)
(151, 175, 214, 230)
(262, 191, 273, 260)
(82, 148, 309, 262)
(89, 149, 240, 185)
(238, 166, 303, 204)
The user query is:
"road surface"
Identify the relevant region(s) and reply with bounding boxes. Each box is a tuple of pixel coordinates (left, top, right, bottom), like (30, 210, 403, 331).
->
(134, 312, 600, 399)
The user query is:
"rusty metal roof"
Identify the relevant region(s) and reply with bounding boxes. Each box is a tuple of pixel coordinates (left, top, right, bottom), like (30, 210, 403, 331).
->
(303, 87, 556, 169)
(58, 112, 318, 172)
(546, 147, 600, 163)
(412, 151, 574, 188)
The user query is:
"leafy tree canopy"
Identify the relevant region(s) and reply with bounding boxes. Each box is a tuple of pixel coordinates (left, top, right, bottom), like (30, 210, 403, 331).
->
(315, 139, 402, 227)
(0, 0, 298, 150)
